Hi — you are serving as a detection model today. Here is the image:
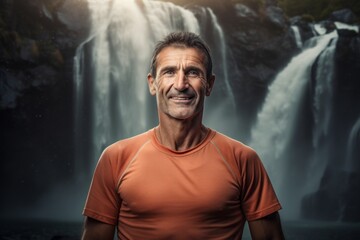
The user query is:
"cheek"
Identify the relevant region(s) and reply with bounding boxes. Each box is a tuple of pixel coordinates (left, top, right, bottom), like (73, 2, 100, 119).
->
(156, 78, 171, 92)
(198, 78, 208, 88)
(192, 79, 208, 93)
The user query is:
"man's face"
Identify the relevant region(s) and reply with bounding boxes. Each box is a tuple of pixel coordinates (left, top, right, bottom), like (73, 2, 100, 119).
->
(148, 46, 215, 121)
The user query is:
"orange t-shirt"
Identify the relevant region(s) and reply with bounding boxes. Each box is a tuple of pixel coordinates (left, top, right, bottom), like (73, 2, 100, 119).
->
(83, 128, 281, 239)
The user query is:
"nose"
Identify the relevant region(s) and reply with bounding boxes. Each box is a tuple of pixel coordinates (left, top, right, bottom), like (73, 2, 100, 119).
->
(173, 71, 189, 91)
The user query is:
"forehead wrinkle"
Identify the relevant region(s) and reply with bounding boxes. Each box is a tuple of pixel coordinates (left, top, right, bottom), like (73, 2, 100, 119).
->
(157, 47, 205, 66)
(157, 56, 205, 74)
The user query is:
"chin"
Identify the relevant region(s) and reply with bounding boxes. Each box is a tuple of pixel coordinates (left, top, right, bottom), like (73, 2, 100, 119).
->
(168, 109, 201, 120)
(170, 113, 193, 120)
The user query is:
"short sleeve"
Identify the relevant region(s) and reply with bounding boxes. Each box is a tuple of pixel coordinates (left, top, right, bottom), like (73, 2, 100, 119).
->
(83, 149, 121, 225)
(240, 150, 281, 221)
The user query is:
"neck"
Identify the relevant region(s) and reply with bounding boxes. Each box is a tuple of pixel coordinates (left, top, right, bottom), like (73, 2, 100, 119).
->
(155, 116, 208, 151)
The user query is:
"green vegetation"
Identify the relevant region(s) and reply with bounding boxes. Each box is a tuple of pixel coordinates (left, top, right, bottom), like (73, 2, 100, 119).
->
(278, 0, 360, 21)
(163, 0, 359, 21)
(230, 0, 360, 21)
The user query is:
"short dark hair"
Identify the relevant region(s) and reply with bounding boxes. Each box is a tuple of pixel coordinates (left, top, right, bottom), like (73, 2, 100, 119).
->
(150, 32, 213, 80)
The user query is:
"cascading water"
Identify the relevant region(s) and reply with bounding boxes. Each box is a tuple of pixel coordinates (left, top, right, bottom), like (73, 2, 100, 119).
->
(291, 25, 303, 48)
(250, 30, 338, 219)
(206, 8, 234, 105)
(312, 37, 337, 148)
(74, 0, 237, 178)
(345, 118, 360, 172)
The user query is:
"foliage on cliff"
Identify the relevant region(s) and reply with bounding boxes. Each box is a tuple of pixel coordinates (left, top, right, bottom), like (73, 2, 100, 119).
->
(166, 0, 360, 22)
(278, 0, 360, 21)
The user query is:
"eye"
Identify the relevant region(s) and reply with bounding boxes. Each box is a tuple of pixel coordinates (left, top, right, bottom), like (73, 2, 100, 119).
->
(163, 69, 175, 76)
(187, 69, 200, 77)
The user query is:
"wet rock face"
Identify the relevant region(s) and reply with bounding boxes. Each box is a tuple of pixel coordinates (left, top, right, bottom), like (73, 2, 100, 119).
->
(301, 168, 360, 222)
(334, 29, 360, 115)
(234, 4, 258, 20)
(330, 8, 359, 24)
(0, 0, 80, 208)
(301, 173, 342, 221)
(0, 0, 87, 109)
(221, 3, 296, 130)
(301, 28, 360, 222)
(264, 5, 288, 29)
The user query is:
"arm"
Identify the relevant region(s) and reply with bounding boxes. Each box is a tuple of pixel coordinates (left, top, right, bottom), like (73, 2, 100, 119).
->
(81, 216, 116, 240)
(248, 212, 285, 240)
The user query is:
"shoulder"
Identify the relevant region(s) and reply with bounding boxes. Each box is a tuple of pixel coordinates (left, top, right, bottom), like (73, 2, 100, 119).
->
(208, 130, 264, 184)
(211, 130, 259, 160)
(99, 130, 153, 169)
(106, 131, 151, 155)
(210, 130, 264, 175)
(92, 130, 154, 183)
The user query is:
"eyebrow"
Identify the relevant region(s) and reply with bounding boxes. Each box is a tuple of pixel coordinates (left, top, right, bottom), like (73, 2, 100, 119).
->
(185, 66, 204, 74)
(159, 66, 177, 75)
(159, 65, 205, 75)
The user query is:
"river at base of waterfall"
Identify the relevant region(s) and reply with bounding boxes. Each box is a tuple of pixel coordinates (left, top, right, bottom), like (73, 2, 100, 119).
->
(0, 219, 359, 240)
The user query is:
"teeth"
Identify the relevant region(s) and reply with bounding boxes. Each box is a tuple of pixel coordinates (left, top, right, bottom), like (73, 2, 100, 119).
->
(173, 97, 190, 100)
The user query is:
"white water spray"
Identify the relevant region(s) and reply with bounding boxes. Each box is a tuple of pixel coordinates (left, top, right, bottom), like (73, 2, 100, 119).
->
(250, 31, 338, 218)
(312, 37, 338, 148)
(291, 26, 303, 48)
(206, 8, 235, 106)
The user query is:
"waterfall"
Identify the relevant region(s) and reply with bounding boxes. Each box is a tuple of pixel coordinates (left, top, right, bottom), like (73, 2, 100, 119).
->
(74, 0, 234, 176)
(73, 43, 86, 180)
(312, 37, 338, 148)
(291, 26, 303, 48)
(206, 8, 235, 106)
(345, 118, 360, 171)
(313, 23, 327, 35)
(249, 31, 338, 219)
(143, 1, 200, 35)
(334, 21, 359, 32)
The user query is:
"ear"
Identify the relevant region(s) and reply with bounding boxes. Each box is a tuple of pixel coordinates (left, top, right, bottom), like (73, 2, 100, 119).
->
(206, 74, 215, 96)
(147, 73, 157, 96)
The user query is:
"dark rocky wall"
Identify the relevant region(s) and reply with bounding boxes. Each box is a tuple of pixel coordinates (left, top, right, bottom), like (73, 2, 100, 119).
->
(220, 2, 297, 136)
(0, 0, 83, 214)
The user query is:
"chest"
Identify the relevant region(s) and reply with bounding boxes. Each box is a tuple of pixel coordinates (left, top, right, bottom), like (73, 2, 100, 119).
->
(118, 149, 240, 216)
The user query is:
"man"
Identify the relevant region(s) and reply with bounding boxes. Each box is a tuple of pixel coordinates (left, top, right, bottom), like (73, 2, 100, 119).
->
(82, 32, 284, 239)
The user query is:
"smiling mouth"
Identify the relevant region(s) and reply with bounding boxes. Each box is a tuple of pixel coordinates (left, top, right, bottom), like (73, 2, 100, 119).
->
(169, 96, 194, 103)
(172, 96, 192, 100)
